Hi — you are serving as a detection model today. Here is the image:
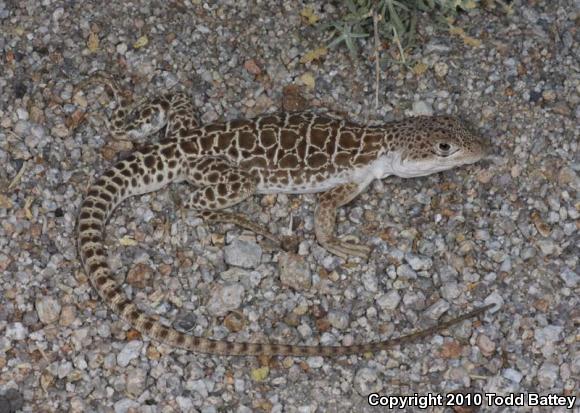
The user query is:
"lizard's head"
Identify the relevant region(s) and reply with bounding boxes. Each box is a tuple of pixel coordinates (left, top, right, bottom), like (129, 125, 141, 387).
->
(389, 115, 488, 178)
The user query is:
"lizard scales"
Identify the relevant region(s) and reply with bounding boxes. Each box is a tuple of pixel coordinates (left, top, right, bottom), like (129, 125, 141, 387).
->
(78, 75, 490, 356)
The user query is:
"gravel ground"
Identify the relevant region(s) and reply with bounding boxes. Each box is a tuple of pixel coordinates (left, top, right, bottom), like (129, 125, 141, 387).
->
(1, 0, 579, 412)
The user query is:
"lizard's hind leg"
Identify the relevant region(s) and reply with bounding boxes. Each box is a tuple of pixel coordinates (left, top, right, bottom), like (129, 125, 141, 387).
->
(182, 157, 292, 248)
(79, 71, 179, 142)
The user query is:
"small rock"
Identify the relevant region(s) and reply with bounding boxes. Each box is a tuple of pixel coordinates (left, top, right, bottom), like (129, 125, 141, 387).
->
(412, 100, 433, 116)
(126, 263, 153, 289)
(279, 253, 311, 290)
(207, 283, 244, 316)
(117, 341, 143, 367)
(224, 239, 262, 268)
(243, 59, 261, 75)
(16, 108, 29, 120)
(354, 367, 381, 395)
(14, 120, 30, 136)
(558, 167, 577, 187)
(484, 292, 504, 313)
(116, 43, 128, 54)
(224, 311, 246, 332)
(327, 310, 349, 330)
(434, 61, 448, 78)
(126, 367, 147, 397)
(51, 124, 69, 138)
(520, 247, 536, 260)
(59, 305, 77, 326)
(306, 356, 324, 369)
(176, 397, 194, 412)
(440, 282, 461, 300)
(439, 340, 464, 359)
(477, 169, 493, 184)
(0, 389, 24, 413)
(361, 271, 378, 292)
(534, 325, 563, 357)
(502, 368, 523, 383)
(5, 323, 28, 340)
(542, 89, 556, 101)
(376, 290, 401, 311)
(537, 240, 556, 256)
(559, 268, 579, 288)
(405, 253, 433, 271)
(35, 296, 62, 324)
(424, 300, 450, 320)
(476, 334, 496, 357)
(282, 84, 308, 112)
(537, 362, 559, 389)
(57, 361, 73, 379)
(114, 399, 140, 413)
(396, 264, 417, 279)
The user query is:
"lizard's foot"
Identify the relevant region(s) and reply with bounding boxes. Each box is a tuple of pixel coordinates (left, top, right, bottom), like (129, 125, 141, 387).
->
(278, 234, 300, 253)
(319, 237, 371, 259)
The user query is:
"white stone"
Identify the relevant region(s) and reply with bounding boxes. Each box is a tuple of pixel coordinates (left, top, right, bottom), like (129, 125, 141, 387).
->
(5, 322, 28, 340)
(376, 290, 401, 311)
(207, 283, 244, 316)
(117, 341, 143, 367)
(224, 239, 262, 268)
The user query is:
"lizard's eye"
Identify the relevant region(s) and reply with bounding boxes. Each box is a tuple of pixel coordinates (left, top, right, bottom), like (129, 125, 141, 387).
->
(434, 142, 457, 156)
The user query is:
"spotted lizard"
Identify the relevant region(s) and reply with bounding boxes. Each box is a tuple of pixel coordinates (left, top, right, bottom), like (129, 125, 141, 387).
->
(77, 72, 491, 356)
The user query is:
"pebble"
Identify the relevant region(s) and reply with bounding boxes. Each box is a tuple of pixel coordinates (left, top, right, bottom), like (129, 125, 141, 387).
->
(361, 271, 378, 292)
(433, 61, 448, 78)
(57, 361, 73, 379)
(405, 253, 432, 271)
(126, 367, 147, 397)
(424, 300, 450, 320)
(484, 292, 504, 313)
(534, 325, 563, 357)
(0, 389, 24, 413)
(279, 253, 312, 290)
(224, 239, 262, 268)
(327, 310, 349, 330)
(537, 239, 557, 256)
(559, 268, 579, 288)
(396, 264, 417, 279)
(440, 282, 461, 300)
(117, 341, 143, 367)
(5, 323, 28, 340)
(114, 399, 140, 413)
(354, 367, 382, 395)
(537, 362, 559, 389)
(502, 368, 523, 383)
(35, 296, 62, 324)
(126, 263, 153, 289)
(376, 290, 401, 311)
(412, 100, 433, 116)
(207, 283, 245, 316)
(59, 305, 77, 327)
(176, 397, 194, 412)
(306, 356, 324, 369)
(476, 334, 496, 357)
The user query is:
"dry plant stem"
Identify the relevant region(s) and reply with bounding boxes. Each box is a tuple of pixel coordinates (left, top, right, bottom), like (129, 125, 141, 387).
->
(373, 8, 381, 110)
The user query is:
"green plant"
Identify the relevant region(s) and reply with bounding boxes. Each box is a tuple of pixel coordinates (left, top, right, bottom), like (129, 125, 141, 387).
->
(323, 0, 481, 61)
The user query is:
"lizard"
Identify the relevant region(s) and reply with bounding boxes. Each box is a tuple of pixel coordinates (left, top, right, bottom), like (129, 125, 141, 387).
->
(76, 72, 492, 356)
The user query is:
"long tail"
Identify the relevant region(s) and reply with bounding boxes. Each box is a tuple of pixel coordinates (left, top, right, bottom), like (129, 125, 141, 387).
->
(78, 152, 492, 357)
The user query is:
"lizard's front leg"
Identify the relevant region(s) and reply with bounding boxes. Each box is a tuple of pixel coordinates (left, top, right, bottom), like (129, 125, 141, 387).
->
(314, 182, 372, 259)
